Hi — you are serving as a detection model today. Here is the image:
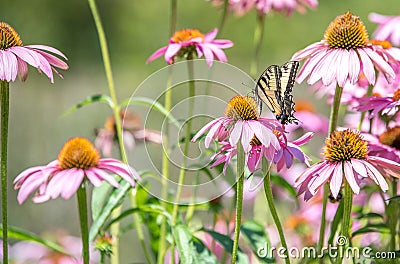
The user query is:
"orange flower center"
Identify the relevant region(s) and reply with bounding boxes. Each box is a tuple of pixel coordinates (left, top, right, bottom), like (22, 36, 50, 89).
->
(379, 126, 400, 150)
(225, 96, 259, 121)
(323, 129, 368, 162)
(58, 137, 100, 170)
(392, 89, 400, 101)
(324, 11, 369, 50)
(370, 39, 392, 49)
(0, 22, 22, 50)
(295, 100, 316, 113)
(172, 29, 204, 43)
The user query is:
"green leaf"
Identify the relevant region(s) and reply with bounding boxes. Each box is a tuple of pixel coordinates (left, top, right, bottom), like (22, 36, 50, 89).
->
(352, 223, 389, 237)
(91, 181, 112, 221)
(62, 94, 114, 117)
(173, 224, 194, 264)
(119, 96, 181, 128)
(270, 173, 298, 205)
(192, 236, 218, 264)
(328, 200, 343, 245)
(355, 212, 384, 220)
(104, 204, 172, 230)
(241, 220, 274, 263)
(0, 225, 69, 255)
(89, 180, 132, 241)
(200, 228, 249, 264)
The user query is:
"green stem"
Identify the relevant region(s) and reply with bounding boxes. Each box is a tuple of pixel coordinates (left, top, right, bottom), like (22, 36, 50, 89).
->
(170, 58, 195, 263)
(337, 180, 353, 264)
(231, 142, 245, 264)
(130, 192, 154, 263)
(390, 178, 398, 251)
(218, 0, 229, 36)
(357, 84, 373, 131)
(319, 85, 343, 261)
(1, 80, 9, 264)
(77, 184, 90, 264)
(157, 1, 177, 263)
(87, 1, 146, 263)
(171, 59, 196, 223)
(262, 158, 290, 264)
(250, 13, 266, 78)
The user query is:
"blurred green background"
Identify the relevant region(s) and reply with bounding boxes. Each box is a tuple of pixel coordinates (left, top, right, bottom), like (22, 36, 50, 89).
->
(2, 0, 400, 262)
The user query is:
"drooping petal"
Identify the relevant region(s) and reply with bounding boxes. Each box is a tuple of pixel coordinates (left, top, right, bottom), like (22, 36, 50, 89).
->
(329, 163, 343, 198)
(146, 46, 168, 64)
(60, 168, 85, 200)
(344, 161, 360, 194)
(164, 43, 182, 63)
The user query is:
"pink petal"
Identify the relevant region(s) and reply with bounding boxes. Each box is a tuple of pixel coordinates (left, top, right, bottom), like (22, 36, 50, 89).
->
(33, 49, 68, 70)
(146, 46, 168, 64)
(199, 45, 215, 67)
(358, 48, 376, 84)
(351, 159, 368, 177)
(16, 57, 28, 81)
(364, 47, 395, 82)
(363, 161, 388, 191)
(85, 170, 103, 187)
(16, 172, 47, 204)
(25, 45, 68, 60)
(61, 168, 85, 200)
(344, 161, 360, 194)
(329, 163, 343, 198)
(230, 120, 243, 146)
(164, 43, 182, 63)
(348, 49, 360, 84)
(292, 132, 314, 146)
(308, 163, 335, 194)
(204, 28, 218, 42)
(90, 168, 119, 188)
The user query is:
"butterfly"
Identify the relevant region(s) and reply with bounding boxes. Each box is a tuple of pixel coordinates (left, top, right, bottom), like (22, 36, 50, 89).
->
(254, 61, 300, 125)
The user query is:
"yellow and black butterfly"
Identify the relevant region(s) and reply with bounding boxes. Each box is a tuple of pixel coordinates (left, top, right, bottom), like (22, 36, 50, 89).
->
(254, 61, 300, 124)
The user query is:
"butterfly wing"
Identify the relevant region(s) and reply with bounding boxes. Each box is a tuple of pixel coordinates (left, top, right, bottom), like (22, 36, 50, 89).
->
(255, 65, 283, 118)
(279, 61, 300, 124)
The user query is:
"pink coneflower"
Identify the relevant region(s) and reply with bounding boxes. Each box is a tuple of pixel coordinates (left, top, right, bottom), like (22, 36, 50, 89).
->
(354, 89, 400, 118)
(95, 110, 162, 157)
(192, 96, 281, 154)
(363, 127, 400, 163)
(274, 131, 313, 172)
(212, 0, 317, 16)
(146, 28, 233, 66)
(255, 0, 318, 16)
(14, 137, 139, 204)
(292, 12, 398, 88)
(0, 22, 68, 83)
(295, 129, 400, 201)
(369, 13, 400, 47)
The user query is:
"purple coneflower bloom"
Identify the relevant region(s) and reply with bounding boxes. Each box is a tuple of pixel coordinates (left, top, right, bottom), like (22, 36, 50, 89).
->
(212, 0, 317, 16)
(95, 110, 162, 157)
(354, 90, 400, 118)
(274, 131, 313, 172)
(14, 137, 139, 204)
(369, 13, 400, 47)
(292, 12, 398, 88)
(192, 95, 281, 153)
(0, 22, 68, 83)
(295, 129, 400, 201)
(146, 28, 233, 66)
(362, 127, 400, 163)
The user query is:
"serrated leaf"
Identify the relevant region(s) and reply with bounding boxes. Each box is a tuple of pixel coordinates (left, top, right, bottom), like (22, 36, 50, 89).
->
(173, 224, 194, 264)
(119, 96, 180, 128)
(91, 181, 112, 221)
(0, 226, 69, 255)
(62, 94, 114, 117)
(241, 220, 274, 263)
(200, 228, 249, 264)
(89, 180, 132, 241)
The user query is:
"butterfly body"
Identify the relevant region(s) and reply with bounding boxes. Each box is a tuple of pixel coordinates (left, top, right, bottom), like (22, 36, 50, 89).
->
(254, 61, 300, 125)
